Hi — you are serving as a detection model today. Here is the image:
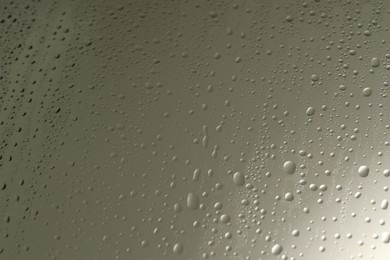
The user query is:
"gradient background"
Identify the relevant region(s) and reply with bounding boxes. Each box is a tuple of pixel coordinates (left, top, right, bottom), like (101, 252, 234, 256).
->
(1, 0, 390, 259)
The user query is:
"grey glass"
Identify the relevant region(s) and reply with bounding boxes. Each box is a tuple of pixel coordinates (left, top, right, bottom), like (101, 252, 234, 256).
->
(1, 0, 390, 259)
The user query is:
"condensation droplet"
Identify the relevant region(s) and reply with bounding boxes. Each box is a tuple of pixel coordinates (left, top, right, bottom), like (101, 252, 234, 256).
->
(187, 193, 199, 210)
(381, 232, 390, 243)
(271, 244, 283, 255)
(233, 171, 245, 186)
(358, 165, 369, 177)
(306, 107, 315, 116)
(173, 242, 184, 254)
(283, 161, 296, 174)
(381, 200, 388, 210)
(371, 57, 380, 67)
(220, 214, 231, 223)
(285, 192, 294, 202)
(362, 87, 372, 97)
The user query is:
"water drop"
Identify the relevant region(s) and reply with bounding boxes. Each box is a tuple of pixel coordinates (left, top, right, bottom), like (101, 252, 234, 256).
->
(173, 243, 184, 254)
(362, 87, 372, 97)
(285, 192, 294, 202)
(371, 57, 380, 67)
(311, 74, 319, 82)
(187, 193, 199, 210)
(283, 161, 296, 174)
(381, 232, 390, 243)
(220, 214, 231, 223)
(381, 199, 388, 210)
(233, 172, 245, 186)
(358, 165, 369, 177)
(306, 107, 315, 116)
(271, 244, 283, 255)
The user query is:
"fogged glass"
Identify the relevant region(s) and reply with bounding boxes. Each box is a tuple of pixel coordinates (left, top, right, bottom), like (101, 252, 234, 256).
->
(1, 0, 390, 259)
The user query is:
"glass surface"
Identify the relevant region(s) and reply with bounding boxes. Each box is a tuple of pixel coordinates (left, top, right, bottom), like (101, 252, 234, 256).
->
(1, 0, 390, 259)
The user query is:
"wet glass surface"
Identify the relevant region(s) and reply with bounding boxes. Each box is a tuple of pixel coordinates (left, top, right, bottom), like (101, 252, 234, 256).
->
(1, 0, 390, 259)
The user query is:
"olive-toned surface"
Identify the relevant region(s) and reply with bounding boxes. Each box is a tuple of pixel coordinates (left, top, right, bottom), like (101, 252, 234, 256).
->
(1, 0, 390, 259)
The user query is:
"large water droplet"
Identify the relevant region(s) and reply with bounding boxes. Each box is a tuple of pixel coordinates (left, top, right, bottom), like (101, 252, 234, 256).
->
(271, 244, 283, 255)
(187, 193, 199, 210)
(233, 171, 245, 186)
(283, 161, 296, 174)
(358, 165, 369, 177)
(173, 242, 184, 254)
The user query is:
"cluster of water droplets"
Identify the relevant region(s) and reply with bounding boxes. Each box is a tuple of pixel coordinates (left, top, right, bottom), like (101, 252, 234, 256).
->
(0, 0, 390, 259)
